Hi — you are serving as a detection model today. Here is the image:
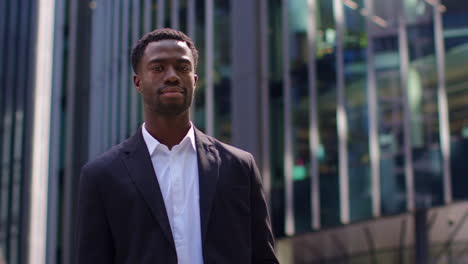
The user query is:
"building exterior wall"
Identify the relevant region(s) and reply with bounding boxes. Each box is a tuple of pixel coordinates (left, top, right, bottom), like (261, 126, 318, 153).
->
(0, 0, 38, 263)
(2, 0, 468, 263)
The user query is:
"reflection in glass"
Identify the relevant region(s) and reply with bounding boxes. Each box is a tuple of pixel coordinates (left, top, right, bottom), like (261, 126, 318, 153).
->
(373, 0, 407, 215)
(193, 1, 207, 131)
(213, 0, 232, 143)
(178, 0, 187, 33)
(405, 0, 443, 208)
(343, 0, 372, 221)
(269, 0, 286, 237)
(316, 0, 341, 227)
(442, 0, 468, 200)
(288, 0, 312, 234)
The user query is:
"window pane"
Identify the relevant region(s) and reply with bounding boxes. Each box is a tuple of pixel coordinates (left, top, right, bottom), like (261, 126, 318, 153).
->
(213, 0, 232, 143)
(442, 0, 468, 200)
(269, 0, 286, 237)
(316, 0, 341, 227)
(288, 0, 312, 234)
(405, 0, 444, 208)
(193, 1, 207, 131)
(373, 0, 407, 215)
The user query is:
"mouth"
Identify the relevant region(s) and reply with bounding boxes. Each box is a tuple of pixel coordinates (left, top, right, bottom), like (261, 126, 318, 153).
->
(158, 86, 186, 98)
(159, 86, 185, 94)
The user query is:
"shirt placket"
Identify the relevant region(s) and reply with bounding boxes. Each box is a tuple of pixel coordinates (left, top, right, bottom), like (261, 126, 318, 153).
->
(170, 149, 185, 249)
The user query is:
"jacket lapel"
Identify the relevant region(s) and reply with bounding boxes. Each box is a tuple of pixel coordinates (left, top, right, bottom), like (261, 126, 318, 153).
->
(195, 129, 220, 245)
(121, 130, 175, 249)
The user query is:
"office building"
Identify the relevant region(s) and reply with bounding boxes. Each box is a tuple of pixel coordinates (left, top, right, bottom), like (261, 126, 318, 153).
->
(1, 0, 468, 263)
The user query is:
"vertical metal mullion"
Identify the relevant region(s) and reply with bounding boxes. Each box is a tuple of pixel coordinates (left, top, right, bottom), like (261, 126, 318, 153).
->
(433, 0, 451, 204)
(307, 0, 320, 230)
(63, 0, 81, 261)
(333, 0, 350, 224)
(259, 0, 271, 205)
(282, 0, 294, 236)
(120, 0, 130, 141)
(28, 0, 56, 262)
(20, 0, 37, 260)
(365, 0, 381, 218)
(205, 0, 214, 136)
(130, 0, 141, 132)
(171, 0, 179, 29)
(157, 0, 165, 28)
(111, 0, 121, 145)
(398, 0, 415, 211)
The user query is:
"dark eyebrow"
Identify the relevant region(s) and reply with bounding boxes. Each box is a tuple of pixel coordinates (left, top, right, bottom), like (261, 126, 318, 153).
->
(147, 58, 192, 65)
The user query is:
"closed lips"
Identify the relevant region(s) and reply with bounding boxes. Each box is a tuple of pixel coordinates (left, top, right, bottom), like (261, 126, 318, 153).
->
(159, 87, 185, 94)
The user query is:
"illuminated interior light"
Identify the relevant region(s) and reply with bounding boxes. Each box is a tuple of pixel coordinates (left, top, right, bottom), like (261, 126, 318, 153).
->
(89, 1, 97, 9)
(343, 0, 358, 10)
(372, 15, 388, 28)
(425, 0, 438, 6)
(360, 8, 369, 16)
(438, 5, 447, 12)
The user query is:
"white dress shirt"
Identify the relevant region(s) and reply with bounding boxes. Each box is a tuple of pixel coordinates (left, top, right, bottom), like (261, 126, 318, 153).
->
(142, 123, 204, 264)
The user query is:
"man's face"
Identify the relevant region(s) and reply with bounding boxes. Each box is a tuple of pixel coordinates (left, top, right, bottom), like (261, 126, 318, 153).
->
(134, 40, 198, 116)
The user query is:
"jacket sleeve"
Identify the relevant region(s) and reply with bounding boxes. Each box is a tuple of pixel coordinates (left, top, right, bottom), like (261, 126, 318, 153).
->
(75, 164, 114, 264)
(248, 154, 280, 264)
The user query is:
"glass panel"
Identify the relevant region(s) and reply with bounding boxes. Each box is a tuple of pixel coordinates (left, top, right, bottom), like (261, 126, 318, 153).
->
(373, 0, 407, 215)
(152, 0, 158, 28)
(164, 0, 171, 27)
(405, 0, 443, 208)
(0, 95, 13, 263)
(1, 1, 18, 262)
(193, 0, 206, 131)
(0, 0, 29, 260)
(179, 0, 187, 32)
(269, 0, 286, 238)
(343, 0, 372, 221)
(442, 1, 468, 200)
(288, 0, 312, 233)
(213, 0, 231, 143)
(316, 0, 341, 227)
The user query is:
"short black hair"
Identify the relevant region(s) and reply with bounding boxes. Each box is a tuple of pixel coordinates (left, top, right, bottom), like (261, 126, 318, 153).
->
(131, 28, 199, 74)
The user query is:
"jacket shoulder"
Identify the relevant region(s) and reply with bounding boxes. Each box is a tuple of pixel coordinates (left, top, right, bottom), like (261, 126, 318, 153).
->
(82, 140, 126, 174)
(202, 134, 255, 165)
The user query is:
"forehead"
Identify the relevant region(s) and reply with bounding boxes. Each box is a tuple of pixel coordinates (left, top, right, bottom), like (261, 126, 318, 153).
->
(143, 39, 193, 63)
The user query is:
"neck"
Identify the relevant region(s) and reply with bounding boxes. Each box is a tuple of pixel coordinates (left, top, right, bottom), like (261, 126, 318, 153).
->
(144, 109, 191, 150)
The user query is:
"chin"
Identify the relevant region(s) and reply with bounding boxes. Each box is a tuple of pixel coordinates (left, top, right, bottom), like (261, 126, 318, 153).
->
(154, 104, 190, 116)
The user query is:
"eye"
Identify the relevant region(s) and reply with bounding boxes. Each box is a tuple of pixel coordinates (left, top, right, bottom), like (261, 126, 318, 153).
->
(177, 64, 191, 72)
(151, 65, 164, 72)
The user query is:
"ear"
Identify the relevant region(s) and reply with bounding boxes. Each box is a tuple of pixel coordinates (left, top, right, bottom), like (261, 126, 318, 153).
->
(193, 74, 198, 90)
(133, 74, 142, 93)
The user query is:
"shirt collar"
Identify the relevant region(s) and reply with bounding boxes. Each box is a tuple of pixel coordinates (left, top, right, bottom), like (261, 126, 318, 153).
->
(141, 122, 196, 155)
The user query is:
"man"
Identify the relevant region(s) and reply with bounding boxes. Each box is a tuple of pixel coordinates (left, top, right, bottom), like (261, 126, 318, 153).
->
(75, 28, 279, 264)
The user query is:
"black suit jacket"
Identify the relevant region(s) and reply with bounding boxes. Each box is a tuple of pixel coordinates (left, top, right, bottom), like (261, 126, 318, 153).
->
(75, 128, 279, 264)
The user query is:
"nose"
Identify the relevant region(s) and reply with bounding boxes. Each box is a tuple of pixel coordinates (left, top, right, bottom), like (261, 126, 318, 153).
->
(164, 66, 180, 85)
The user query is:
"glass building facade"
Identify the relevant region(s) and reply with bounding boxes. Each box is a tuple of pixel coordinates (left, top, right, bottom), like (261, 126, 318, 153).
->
(2, 0, 468, 263)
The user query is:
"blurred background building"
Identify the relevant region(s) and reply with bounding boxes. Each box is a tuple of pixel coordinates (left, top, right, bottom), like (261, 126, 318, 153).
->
(2, 0, 468, 263)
